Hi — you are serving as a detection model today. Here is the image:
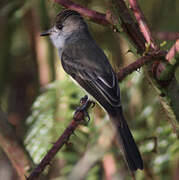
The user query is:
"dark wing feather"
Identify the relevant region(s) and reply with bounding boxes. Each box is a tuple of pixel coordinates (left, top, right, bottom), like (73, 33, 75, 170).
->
(61, 41, 121, 113)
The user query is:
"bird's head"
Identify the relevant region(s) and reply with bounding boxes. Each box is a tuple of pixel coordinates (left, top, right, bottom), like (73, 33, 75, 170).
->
(40, 9, 86, 49)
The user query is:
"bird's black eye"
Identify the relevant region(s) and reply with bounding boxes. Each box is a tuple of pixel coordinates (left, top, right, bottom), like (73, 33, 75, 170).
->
(58, 24, 63, 30)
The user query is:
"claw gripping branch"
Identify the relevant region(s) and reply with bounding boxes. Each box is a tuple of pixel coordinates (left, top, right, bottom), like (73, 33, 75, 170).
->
(27, 95, 95, 180)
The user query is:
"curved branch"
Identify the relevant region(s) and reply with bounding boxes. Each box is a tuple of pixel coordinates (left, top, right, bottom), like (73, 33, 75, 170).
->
(27, 96, 94, 180)
(117, 51, 166, 81)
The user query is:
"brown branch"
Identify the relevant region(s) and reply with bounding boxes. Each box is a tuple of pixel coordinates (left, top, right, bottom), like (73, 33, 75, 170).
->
(117, 51, 166, 81)
(54, 0, 110, 25)
(128, 0, 158, 50)
(154, 31, 179, 41)
(27, 120, 82, 180)
(27, 96, 94, 180)
(166, 39, 179, 63)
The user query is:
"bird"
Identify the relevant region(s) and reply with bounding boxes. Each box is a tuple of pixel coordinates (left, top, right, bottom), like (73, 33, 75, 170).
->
(41, 9, 143, 171)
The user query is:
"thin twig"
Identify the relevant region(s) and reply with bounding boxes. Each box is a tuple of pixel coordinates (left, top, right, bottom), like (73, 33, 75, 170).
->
(117, 51, 166, 81)
(166, 39, 179, 63)
(27, 120, 82, 180)
(27, 96, 94, 180)
(128, 0, 158, 50)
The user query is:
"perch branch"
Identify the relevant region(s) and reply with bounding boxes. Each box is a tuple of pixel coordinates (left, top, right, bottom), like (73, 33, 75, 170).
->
(27, 96, 94, 180)
(117, 51, 166, 81)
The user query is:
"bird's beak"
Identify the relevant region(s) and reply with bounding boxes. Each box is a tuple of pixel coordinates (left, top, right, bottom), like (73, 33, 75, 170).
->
(40, 29, 51, 36)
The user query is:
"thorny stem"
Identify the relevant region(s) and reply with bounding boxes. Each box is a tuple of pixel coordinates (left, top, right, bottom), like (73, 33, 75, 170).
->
(27, 96, 94, 180)
(117, 51, 166, 81)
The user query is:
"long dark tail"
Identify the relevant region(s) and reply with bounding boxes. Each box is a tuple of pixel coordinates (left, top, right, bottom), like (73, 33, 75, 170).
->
(110, 107, 143, 171)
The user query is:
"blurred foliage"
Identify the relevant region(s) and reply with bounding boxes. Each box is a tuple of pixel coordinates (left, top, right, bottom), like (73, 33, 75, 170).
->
(0, 0, 179, 180)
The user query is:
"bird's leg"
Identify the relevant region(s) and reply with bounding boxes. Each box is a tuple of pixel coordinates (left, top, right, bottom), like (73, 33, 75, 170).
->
(74, 95, 95, 122)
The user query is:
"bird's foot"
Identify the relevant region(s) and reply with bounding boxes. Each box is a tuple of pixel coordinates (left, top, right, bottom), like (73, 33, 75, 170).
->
(74, 95, 95, 123)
